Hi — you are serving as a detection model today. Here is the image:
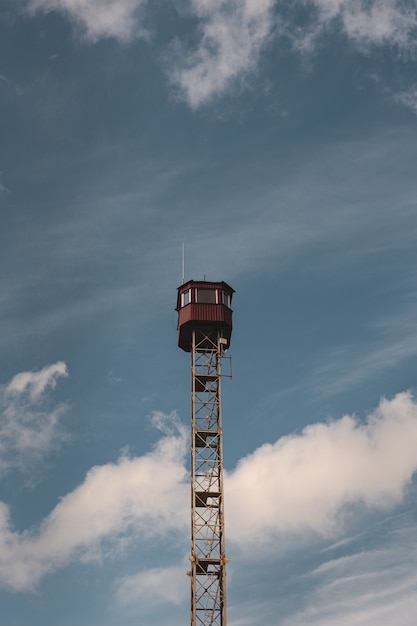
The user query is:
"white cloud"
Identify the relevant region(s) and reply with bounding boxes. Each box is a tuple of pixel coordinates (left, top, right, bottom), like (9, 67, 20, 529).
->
(342, 1, 417, 47)
(19, 1, 417, 110)
(0, 362, 68, 475)
(20, 0, 417, 111)
(297, 0, 417, 51)
(5, 361, 68, 401)
(226, 391, 417, 543)
(1, 393, 417, 592)
(26, 0, 149, 41)
(115, 565, 188, 606)
(0, 411, 188, 591)
(170, 0, 275, 108)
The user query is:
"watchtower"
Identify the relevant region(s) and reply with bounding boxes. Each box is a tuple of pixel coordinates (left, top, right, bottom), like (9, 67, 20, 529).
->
(176, 280, 234, 626)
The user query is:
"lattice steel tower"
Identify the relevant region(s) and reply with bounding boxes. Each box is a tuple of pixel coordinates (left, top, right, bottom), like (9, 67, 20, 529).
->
(176, 280, 234, 626)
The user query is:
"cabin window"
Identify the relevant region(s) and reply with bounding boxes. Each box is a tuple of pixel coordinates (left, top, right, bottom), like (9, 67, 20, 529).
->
(181, 289, 191, 307)
(222, 291, 231, 307)
(196, 288, 216, 304)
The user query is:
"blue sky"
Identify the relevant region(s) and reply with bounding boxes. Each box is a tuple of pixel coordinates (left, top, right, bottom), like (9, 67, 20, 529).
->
(1, 1, 417, 624)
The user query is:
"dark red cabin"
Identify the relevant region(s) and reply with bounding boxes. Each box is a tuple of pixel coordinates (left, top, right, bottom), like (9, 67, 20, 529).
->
(176, 280, 234, 352)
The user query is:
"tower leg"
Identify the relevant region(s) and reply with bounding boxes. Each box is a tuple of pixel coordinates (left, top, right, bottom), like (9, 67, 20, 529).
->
(190, 328, 227, 626)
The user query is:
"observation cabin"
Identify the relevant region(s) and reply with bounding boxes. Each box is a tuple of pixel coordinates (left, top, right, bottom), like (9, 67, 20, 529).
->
(176, 280, 234, 352)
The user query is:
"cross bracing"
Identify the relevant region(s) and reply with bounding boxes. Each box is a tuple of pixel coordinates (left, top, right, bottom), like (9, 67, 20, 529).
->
(190, 328, 228, 626)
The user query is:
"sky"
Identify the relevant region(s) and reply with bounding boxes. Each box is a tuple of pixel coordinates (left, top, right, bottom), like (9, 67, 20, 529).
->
(1, 1, 417, 624)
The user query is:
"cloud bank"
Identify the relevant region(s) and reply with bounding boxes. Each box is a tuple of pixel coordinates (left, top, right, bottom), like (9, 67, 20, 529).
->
(115, 564, 188, 607)
(226, 391, 417, 542)
(1, 383, 417, 592)
(0, 410, 188, 591)
(0, 362, 68, 475)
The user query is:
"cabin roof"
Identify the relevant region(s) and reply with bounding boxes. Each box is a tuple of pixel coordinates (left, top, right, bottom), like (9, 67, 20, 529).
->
(177, 279, 234, 292)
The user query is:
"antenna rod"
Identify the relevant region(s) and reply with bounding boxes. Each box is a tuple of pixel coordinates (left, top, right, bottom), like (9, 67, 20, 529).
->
(182, 243, 185, 284)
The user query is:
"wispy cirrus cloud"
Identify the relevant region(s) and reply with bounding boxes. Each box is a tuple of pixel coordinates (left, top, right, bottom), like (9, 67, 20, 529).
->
(280, 522, 417, 626)
(229, 515, 417, 626)
(0, 73, 23, 98)
(310, 297, 417, 397)
(0, 362, 68, 475)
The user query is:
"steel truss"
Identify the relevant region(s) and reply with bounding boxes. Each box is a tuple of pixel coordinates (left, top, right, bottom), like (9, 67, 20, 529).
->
(189, 328, 228, 626)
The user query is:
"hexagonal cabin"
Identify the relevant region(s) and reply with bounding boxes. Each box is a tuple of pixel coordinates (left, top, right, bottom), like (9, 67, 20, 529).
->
(176, 280, 234, 352)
